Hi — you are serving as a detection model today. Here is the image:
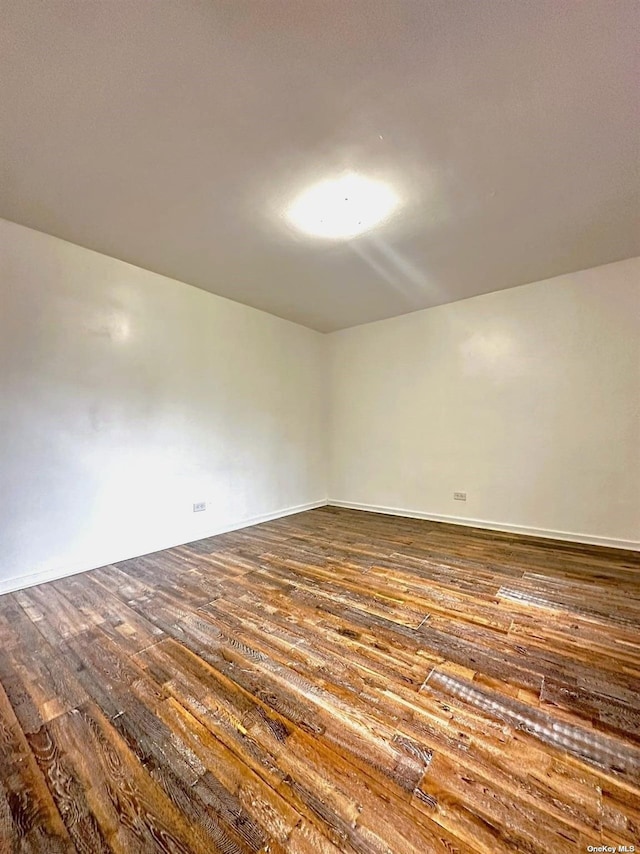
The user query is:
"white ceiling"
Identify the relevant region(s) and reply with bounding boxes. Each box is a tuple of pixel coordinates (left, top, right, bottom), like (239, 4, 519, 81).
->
(1, 1, 638, 332)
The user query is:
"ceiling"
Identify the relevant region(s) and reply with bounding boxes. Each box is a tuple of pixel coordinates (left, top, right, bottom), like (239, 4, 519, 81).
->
(1, 1, 638, 332)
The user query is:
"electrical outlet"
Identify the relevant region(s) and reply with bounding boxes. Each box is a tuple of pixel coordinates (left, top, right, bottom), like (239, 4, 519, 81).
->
(193, 502, 206, 512)
(453, 492, 467, 501)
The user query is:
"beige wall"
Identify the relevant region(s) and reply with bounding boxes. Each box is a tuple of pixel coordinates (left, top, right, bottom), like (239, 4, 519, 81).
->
(328, 258, 640, 547)
(0, 219, 327, 592)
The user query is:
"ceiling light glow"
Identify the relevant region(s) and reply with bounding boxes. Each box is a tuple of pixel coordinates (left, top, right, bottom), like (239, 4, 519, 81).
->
(286, 172, 399, 239)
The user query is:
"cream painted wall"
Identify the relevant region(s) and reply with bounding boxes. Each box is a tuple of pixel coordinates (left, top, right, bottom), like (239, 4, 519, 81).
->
(0, 219, 327, 592)
(328, 258, 640, 548)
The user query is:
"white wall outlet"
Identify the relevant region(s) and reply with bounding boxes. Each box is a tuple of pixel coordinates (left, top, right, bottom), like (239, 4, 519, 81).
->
(453, 492, 467, 501)
(193, 502, 206, 512)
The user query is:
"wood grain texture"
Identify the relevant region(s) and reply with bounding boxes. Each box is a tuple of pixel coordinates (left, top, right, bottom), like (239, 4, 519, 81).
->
(1, 506, 638, 853)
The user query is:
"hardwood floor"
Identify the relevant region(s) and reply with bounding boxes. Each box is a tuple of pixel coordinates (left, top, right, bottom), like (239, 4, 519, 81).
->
(1, 506, 639, 853)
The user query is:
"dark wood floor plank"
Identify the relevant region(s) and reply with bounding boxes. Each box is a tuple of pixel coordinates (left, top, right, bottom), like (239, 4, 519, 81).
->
(1, 506, 639, 852)
(0, 680, 75, 854)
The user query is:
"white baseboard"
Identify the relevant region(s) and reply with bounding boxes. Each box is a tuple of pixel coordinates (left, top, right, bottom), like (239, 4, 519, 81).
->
(4, 497, 635, 596)
(0, 499, 328, 596)
(328, 500, 640, 551)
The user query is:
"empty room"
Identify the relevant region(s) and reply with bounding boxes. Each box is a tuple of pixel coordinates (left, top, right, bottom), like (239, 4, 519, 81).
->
(1, 2, 638, 853)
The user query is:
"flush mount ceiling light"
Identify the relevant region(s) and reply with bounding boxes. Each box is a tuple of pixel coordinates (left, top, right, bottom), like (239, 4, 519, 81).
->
(286, 172, 399, 239)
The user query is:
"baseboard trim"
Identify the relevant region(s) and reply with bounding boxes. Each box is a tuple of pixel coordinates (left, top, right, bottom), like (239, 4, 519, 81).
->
(327, 500, 640, 551)
(0, 499, 328, 596)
